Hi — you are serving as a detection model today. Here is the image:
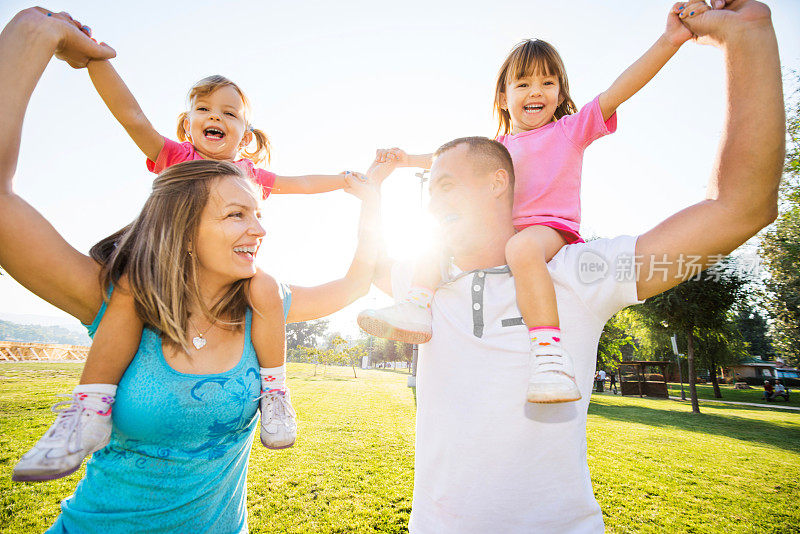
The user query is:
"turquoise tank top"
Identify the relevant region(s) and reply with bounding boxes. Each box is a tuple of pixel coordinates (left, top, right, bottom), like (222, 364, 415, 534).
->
(51, 286, 291, 533)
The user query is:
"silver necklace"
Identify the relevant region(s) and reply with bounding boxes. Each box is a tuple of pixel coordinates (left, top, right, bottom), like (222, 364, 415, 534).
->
(188, 317, 215, 350)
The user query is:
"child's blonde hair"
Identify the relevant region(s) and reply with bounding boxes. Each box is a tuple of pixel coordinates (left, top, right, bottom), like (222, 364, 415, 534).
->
(177, 75, 271, 165)
(494, 39, 578, 136)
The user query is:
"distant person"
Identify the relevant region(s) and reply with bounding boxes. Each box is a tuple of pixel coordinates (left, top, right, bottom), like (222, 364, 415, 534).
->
(609, 371, 618, 394)
(763, 380, 775, 401)
(597, 369, 607, 392)
(774, 380, 790, 401)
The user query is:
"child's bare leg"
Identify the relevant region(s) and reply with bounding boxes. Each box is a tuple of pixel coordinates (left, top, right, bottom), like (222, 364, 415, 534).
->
(357, 250, 441, 344)
(79, 286, 143, 385)
(249, 270, 296, 449)
(505, 226, 564, 328)
(13, 286, 141, 482)
(505, 225, 580, 403)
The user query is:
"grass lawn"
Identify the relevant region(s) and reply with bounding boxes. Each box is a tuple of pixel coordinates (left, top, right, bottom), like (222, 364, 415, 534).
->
(666, 382, 800, 408)
(1, 363, 799, 533)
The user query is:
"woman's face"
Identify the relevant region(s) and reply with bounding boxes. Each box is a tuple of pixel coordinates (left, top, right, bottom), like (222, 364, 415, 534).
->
(193, 176, 265, 289)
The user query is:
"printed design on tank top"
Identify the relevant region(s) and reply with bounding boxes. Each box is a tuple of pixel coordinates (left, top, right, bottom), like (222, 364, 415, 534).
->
(183, 367, 260, 459)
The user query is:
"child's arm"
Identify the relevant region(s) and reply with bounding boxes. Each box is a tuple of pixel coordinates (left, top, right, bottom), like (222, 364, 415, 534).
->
(87, 60, 164, 162)
(598, 6, 693, 121)
(375, 148, 433, 169)
(271, 174, 346, 195)
(79, 279, 143, 386)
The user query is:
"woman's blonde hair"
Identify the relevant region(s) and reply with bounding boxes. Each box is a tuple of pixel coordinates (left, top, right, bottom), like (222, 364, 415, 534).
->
(90, 160, 258, 353)
(494, 39, 578, 136)
(176, 75, 271, 165)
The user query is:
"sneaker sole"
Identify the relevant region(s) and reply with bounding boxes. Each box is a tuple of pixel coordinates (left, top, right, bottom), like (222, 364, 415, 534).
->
(260, 436, 295, 449)
(357, 315, 431, 344)
(12, 463, 81, 483)
(526, 384, 582, 404)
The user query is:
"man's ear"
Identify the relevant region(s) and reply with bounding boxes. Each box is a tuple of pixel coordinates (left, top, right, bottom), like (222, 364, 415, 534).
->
(490, 168, 511, 199)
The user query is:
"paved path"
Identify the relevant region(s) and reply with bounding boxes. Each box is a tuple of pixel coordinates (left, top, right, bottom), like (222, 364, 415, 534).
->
(668, 396, 800, 411)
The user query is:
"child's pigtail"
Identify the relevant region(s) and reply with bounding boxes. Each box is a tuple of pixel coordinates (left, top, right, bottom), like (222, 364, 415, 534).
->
(176, 112, 190, 142)
(241, 126, 271, 166)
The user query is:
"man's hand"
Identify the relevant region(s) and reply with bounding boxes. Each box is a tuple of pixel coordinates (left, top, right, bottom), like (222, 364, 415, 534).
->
(676, 0, 773, 48)
(25, 7, 115, 68)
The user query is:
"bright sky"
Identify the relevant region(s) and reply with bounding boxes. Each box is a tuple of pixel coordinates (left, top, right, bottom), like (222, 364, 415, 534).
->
(1, 0, 798, 337)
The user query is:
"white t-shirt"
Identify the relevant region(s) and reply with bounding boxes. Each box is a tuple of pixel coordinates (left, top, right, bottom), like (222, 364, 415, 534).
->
(598, 370, 607, 381)
(393, 235, 643, 534)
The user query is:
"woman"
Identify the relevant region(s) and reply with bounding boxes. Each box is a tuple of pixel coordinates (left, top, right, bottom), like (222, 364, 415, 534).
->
(0, 9, 389, 532)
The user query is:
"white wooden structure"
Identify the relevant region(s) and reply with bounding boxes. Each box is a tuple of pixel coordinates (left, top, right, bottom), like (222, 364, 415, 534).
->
(0, 341, 89, 362)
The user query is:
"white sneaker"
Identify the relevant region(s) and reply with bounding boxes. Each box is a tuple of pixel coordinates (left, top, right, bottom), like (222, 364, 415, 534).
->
(526, 344, 581, 403)
(357, 302, 432, 344)
(13, 392, 113, 482)
(259, 390, 297, 449)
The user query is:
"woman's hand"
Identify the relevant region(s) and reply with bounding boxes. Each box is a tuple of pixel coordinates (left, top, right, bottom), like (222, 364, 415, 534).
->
(22, 7, 115, 68)
(343, 171, 380, 201)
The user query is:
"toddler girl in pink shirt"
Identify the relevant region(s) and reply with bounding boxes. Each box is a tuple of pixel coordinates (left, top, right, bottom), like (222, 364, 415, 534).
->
(358, 4, 701, 403)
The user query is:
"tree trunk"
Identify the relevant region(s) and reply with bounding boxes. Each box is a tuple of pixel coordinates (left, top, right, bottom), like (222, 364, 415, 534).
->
(709, 362, 722, 398)
(686, 325, 701, 414)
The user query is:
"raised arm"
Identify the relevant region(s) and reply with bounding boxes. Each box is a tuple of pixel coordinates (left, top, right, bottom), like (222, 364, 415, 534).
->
(375, 148, 433, 170)
(635, 0, 783, 300)
(0, 9, 116, 324)
(598, 4, 697, 121)
(87, 60, 164, 161)
(271, 173, 346, 195)
(284, 163, 394, 322)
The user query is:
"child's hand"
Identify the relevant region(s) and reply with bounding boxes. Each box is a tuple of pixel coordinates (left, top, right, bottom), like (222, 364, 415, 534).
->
(664, 3, 695, 47)
(343, 171, 380, 200)
(376, 147, 409, 167)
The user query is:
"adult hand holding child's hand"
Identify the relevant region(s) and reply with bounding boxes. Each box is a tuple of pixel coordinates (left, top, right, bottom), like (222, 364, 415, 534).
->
(15, 7, 114, 68)
(675, 0, 773, 48)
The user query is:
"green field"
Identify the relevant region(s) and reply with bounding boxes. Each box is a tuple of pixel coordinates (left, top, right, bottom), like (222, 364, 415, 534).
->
(1, 363, 799, 533)
(666, 382, 800, 408)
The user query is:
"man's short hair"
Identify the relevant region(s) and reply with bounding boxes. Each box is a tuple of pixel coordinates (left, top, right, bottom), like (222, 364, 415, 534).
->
(434, 136, 515, 189)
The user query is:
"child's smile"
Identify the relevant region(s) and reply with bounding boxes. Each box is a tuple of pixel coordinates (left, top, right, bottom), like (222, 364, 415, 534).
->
(502, 72, 563, 134)
(184, 85, 250, 161)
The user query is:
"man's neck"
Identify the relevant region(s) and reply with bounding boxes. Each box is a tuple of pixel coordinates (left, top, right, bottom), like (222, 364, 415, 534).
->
(452, 220, 515, 272)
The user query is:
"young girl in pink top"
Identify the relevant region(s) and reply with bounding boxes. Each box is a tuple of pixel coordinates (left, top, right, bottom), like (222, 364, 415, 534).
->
(358, 4, 706, 403)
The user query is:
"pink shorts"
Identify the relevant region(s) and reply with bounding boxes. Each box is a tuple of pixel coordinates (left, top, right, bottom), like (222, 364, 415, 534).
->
(514, 221, 585, 244)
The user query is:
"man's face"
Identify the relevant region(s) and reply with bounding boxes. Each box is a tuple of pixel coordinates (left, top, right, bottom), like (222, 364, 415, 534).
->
(428, 145, 500, 254)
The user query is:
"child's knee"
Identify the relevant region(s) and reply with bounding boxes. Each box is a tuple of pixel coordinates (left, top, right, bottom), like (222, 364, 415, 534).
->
(505, 231, 546, 265)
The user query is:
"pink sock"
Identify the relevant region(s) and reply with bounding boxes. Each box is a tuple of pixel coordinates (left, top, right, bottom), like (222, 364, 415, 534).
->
(260, 365, 286, 394)
(529, 327, 562, 351)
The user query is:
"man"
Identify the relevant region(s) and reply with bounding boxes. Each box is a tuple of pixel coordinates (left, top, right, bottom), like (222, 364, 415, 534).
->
(363, 1, 783, 532)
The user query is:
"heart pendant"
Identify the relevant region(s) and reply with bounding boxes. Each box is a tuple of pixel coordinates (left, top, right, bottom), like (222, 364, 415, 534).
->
(192, 336, 207, 350)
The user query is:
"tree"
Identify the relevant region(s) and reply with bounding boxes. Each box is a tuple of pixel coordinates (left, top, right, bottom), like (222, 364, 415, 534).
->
(760, 75, 800, 367)
(732, 306, 775, 360)
(636, 259, 747, 412)
(597, 311, 636, 371)
(286, 319, 329, 351)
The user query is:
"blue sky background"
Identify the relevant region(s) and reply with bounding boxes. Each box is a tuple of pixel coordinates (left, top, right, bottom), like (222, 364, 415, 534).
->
(1, 0, 798, 336)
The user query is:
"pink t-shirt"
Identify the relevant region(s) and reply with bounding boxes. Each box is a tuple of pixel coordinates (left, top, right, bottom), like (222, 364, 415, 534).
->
(146, 137, 277, 199)
(496, 95, 617, 237)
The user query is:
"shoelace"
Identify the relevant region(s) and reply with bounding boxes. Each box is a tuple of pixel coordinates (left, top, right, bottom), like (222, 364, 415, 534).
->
(531, 346, 571, 375)
(43, 394, 87, 453)
(254, 391, 297, 421)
